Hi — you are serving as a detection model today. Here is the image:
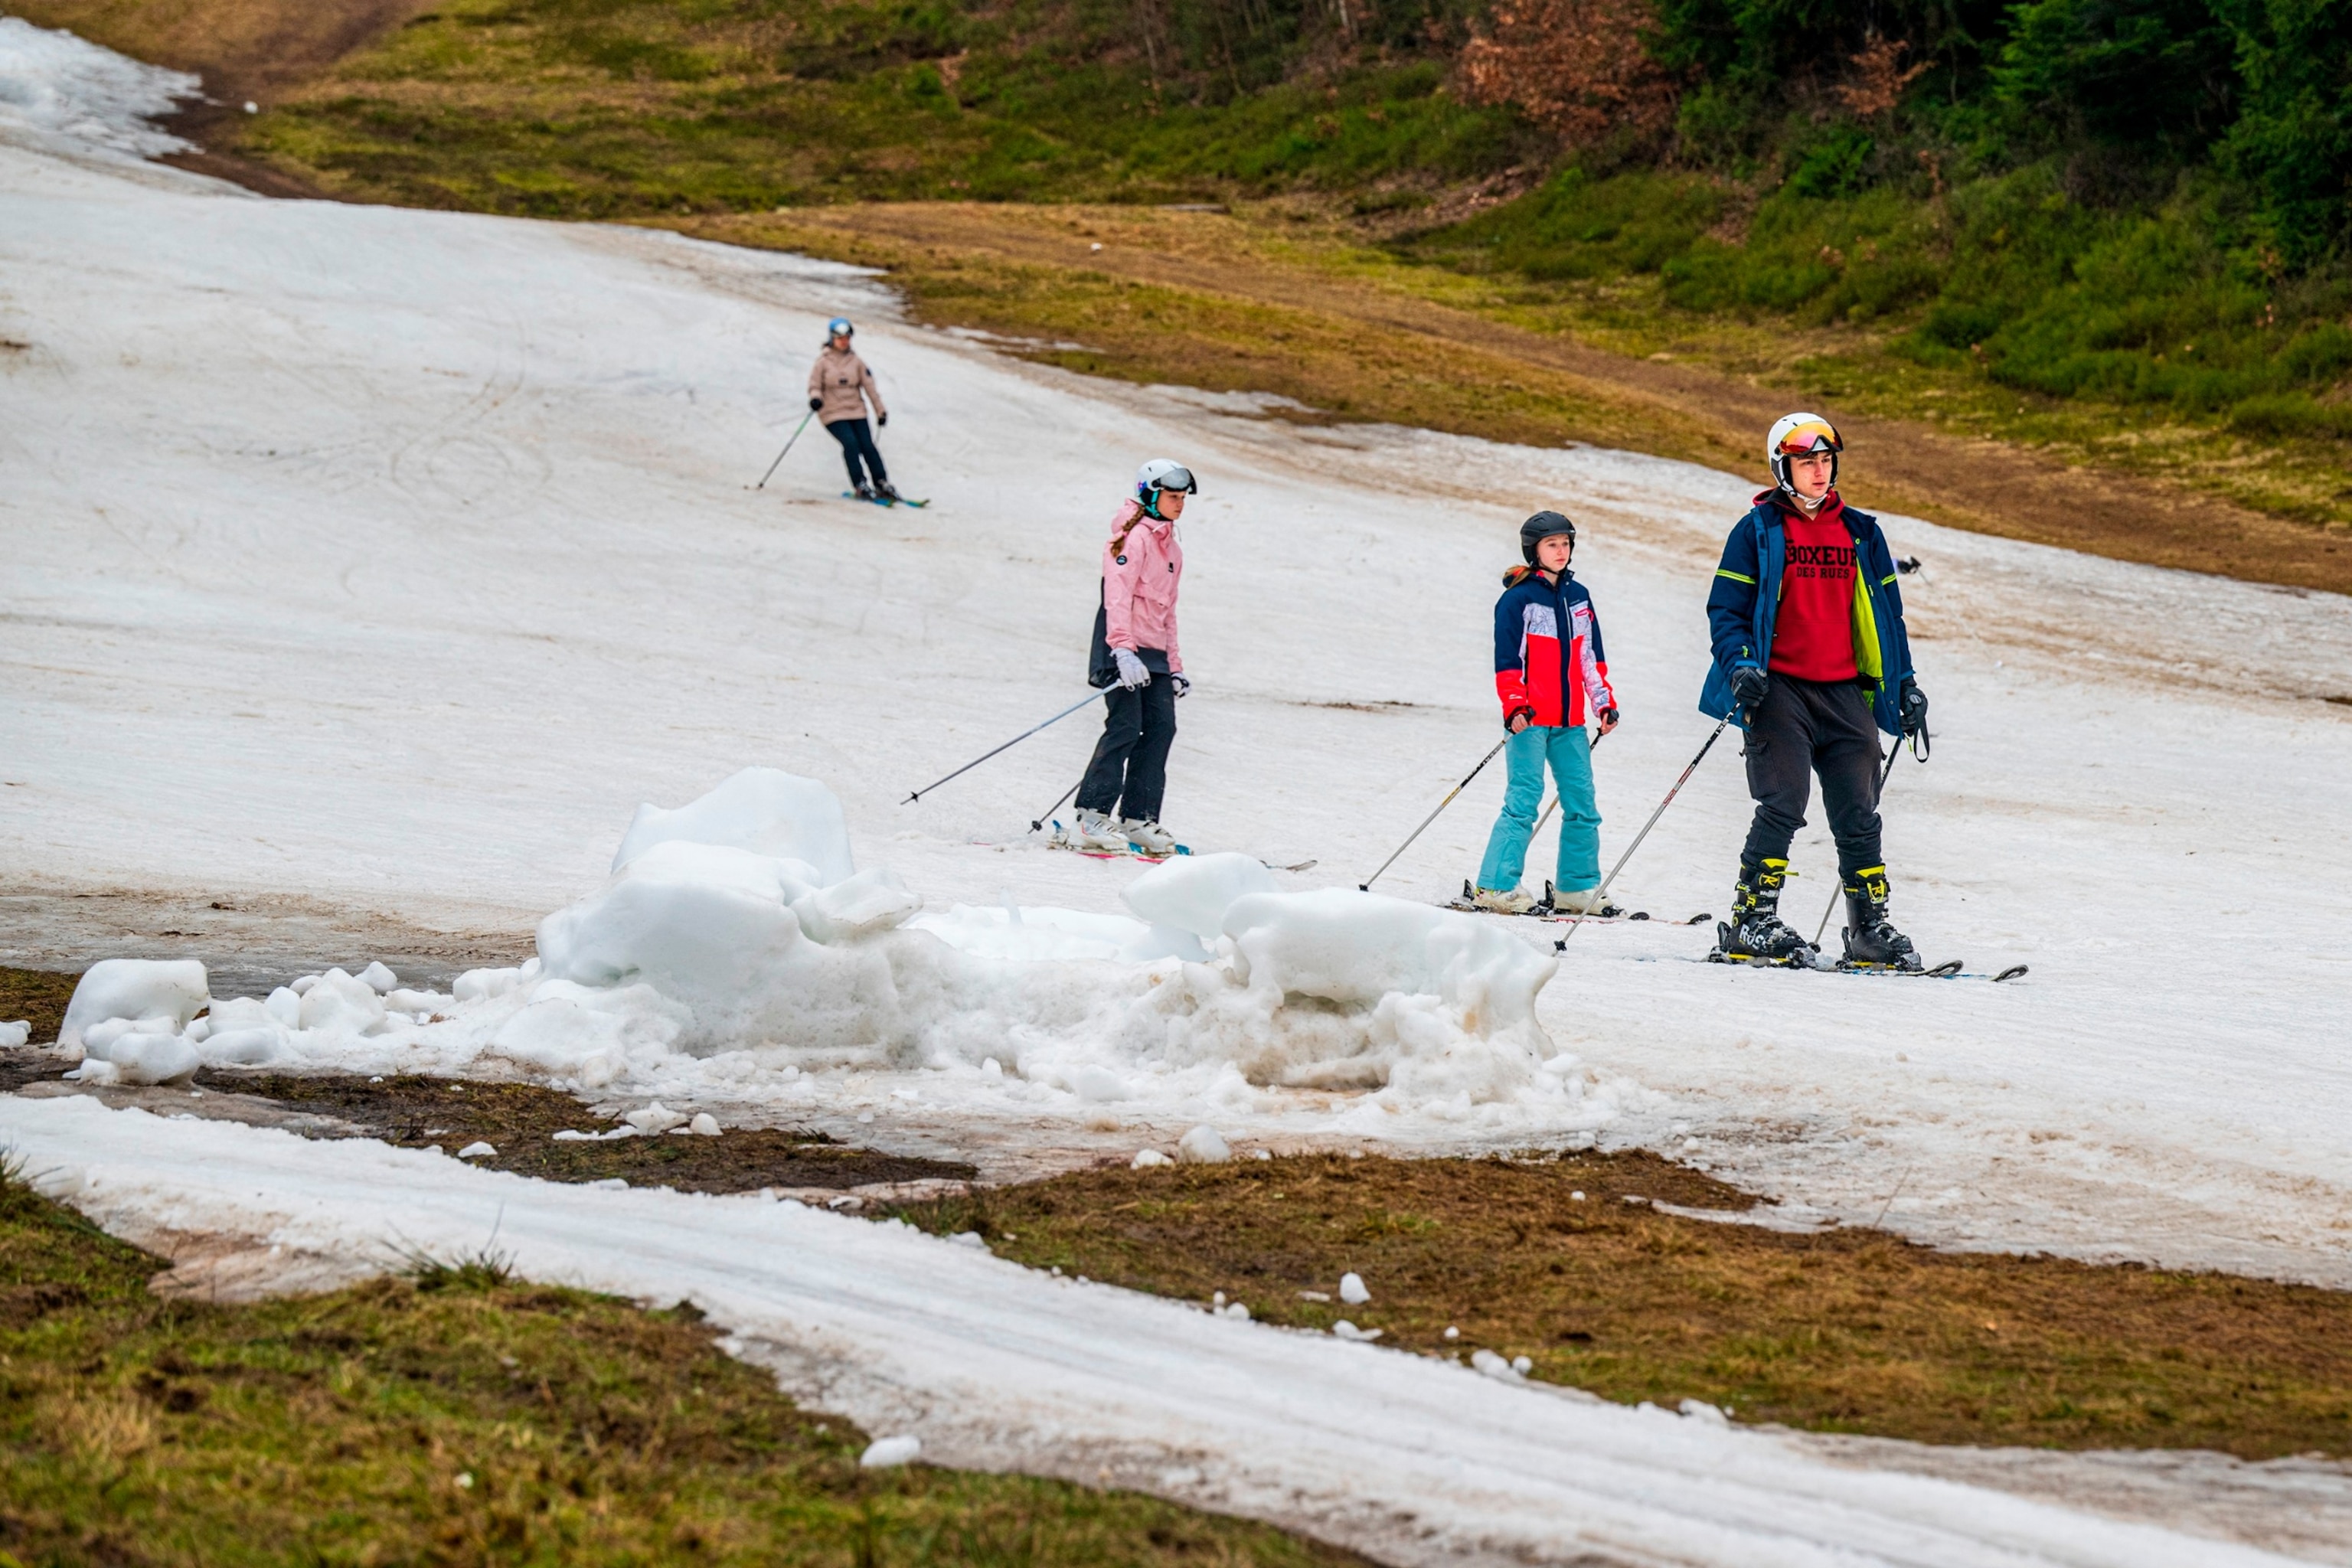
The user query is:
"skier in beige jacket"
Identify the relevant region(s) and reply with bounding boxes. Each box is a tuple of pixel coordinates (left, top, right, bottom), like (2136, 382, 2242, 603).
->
(807, 316, 897, 502)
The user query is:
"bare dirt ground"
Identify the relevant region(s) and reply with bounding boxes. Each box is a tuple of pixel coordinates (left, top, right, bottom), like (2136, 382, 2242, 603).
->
(0, 889, 534, 997)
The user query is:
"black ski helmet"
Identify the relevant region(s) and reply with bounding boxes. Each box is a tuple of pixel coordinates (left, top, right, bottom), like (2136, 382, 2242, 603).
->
(1521, 511, 1576, 566)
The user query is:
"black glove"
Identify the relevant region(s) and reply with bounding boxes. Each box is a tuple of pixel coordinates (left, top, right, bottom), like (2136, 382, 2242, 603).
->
(1728, 666, 1769, 711)
(1598, 706, 1619, 731)
(1898, 678, 1929, 737)
(1504, 704, 1536, 733)
(877, 411, 889, 427)
(808, 396, 822, 412)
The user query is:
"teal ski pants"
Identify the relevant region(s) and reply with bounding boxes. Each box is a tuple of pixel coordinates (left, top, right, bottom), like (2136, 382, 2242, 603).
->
(1477, 724, 1600, 894)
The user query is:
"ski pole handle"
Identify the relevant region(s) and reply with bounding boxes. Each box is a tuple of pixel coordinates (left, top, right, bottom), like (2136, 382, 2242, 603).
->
(1558, 717, 1727, 948)
(1359, 736, 1509, 891)
(755, 410, 816, 489)
(903, 689, 1106, 805)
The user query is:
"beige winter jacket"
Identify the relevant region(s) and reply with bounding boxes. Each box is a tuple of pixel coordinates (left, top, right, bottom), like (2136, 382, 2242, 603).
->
(808, 345, 886, 425)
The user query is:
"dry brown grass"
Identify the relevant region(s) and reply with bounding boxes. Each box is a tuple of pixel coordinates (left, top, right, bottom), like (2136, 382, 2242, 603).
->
(677, 201, 2352, 596)
(897, 1152, 2352, 1459)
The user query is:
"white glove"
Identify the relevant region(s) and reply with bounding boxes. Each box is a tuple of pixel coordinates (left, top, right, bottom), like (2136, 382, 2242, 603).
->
(1171, 673, 1191, 698)
(1114, 648, 1150, 690)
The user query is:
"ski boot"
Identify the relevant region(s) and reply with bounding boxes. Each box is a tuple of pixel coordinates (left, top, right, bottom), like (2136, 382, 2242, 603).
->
(1838, 864, 1922, 972)
(1710, 858, 1818, 966)
(1067, 808, 1128, 853)
(1548, 883, 1624, 918)
(853, 481, 878, 502)
(1121, 817, 1178, 857)
(1469, 884, 1537, 915)
(873, 479, 902, 503)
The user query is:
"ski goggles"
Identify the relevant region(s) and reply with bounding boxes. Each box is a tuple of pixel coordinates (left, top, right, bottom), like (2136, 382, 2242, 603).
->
(1774, 419, 1842, 456)
(1145, 466, 1197, 494)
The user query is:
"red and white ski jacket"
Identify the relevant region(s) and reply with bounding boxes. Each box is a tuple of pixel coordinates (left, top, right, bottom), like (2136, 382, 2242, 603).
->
(1493, 565, 1614, 728)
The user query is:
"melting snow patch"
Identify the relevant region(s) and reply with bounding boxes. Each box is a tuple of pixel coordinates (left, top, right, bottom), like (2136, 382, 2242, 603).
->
(1132, 1148, 1171, 1169)
(0, 17, 198, 163)
(1338, 1272, 1370, 1305)
(688, 1112, 720, 1136)
(0, 1021, 30, 1049)
(1330, 1320, 1383, 1341)
(1176, 1125, 1231, 1164)
(860, 1435, 921, 1468)
(100, 771, 1628, 1153)
(1470, 1349, 1521, 1383)
(456, 1142, 496, 1160)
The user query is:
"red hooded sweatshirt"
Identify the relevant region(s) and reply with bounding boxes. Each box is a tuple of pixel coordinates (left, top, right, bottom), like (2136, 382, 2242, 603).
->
(1765, 490, 1860, 683)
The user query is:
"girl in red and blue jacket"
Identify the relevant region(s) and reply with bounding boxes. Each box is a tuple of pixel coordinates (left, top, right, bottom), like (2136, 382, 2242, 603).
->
(1473, 511, 1620, 914)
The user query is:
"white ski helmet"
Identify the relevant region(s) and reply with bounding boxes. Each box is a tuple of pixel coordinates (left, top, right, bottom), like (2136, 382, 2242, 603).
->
(1768, 411, 1843, 495)
(1135, 457, 1198, 503)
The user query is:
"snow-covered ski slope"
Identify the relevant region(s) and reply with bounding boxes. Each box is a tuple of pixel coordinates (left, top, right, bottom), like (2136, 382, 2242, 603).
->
(7, 21, 2352, 1565)
(8, 104, 2352, 1284)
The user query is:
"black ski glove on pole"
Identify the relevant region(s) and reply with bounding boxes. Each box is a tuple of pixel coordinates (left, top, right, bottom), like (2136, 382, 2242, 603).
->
(808, 396, 823, 411)
(1504, 704, 1536, 733)
(878, 411, 889, 427)
(1898, 678, 1929, 737)
(1728, 666, 1769, 712)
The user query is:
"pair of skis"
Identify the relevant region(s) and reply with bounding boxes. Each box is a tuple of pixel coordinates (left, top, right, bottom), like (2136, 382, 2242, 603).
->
(1039, 821, 1320, 874)
(1704, 947, 2029, 983)
(1444, 880, 1713, 928)
(844, 490, 929, 508)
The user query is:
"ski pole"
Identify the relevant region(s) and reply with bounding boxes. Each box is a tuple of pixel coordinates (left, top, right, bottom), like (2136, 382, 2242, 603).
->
(1811, 733, 1909, 948)
(903, 690, 1106, 805)
(1557, 717, 1728, 948)
(754, 410, 816, 489)
(1028, 778, 1083, 834)
(1359, 736, 1509, 891)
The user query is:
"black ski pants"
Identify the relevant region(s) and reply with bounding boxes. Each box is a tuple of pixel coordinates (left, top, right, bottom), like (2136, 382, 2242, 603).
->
(1740, 675, 1885, 877)
(825, 417, 888, 488)
(1076, 674, 1178, 823)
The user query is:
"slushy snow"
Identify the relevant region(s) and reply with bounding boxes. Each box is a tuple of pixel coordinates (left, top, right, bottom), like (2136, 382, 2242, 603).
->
(47, 768, 1583, 1130)
(7, 36, 2352, 1562)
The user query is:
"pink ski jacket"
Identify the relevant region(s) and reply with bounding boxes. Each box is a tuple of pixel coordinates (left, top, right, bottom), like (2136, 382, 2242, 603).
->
(1101, 499, 1184, 674)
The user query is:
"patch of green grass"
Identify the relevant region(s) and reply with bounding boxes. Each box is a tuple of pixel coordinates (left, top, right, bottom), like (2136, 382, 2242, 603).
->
(0, 968, 77, 1049)
(894, 1153, 2352, 1459)
(0, 1158, 1365, 1566)
(230, 0, 1527, 217)
(1404, 163, 2352, 529)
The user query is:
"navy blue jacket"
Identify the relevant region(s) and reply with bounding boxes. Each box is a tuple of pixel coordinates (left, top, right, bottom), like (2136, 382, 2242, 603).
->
(1699, 494, 1916, 736)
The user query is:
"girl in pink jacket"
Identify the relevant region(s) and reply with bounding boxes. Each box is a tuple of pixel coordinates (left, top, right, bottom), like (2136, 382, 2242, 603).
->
(1072, 459, 1195, 855)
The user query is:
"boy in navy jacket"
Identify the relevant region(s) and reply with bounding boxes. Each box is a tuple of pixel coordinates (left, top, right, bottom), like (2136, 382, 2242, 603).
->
(1472, 511, 1621, 914)
(1699, 413, 1931, 969)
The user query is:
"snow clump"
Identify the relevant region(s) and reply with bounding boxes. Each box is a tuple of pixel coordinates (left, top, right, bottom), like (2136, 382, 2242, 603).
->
(1176, 1125, 1231, 1164)
(116, 770, 1599, 1135)
(0, 1021, 30, 1049)
(860, 1435, 921, 1468)
(59, 959, 207, 1054)
(1338, 1272, 1370, 1305)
